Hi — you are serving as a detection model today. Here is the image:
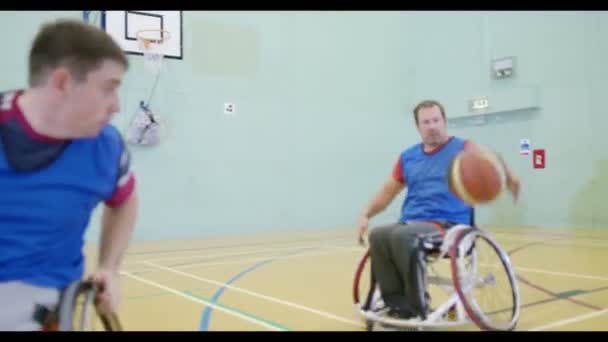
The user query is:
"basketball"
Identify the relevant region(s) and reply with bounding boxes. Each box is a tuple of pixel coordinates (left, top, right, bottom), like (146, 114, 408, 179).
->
(448, 146, 506, 205)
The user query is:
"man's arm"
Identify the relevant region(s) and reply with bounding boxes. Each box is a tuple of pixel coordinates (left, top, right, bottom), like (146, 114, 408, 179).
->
(496, 154, 521, 201)
(90, 140, 138, 316)
(357, 157, 407, 242)
(360, 176, 405, 220)
(98, 190, 138, 272)
(98, 140, 138, 271)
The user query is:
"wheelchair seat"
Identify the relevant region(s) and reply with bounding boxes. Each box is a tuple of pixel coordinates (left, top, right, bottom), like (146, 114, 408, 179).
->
(420, 232, 444, 255)
(420, 208, 476, 259)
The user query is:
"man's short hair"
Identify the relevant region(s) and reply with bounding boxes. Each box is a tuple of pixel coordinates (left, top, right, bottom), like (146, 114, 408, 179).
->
(29, 19, 129, 87)
(413, 100, 446, 124)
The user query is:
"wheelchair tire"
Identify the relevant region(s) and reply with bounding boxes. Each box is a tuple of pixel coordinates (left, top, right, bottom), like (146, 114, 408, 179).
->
(55, 280, 122, 331)
(450, 227, 521, 331)
(353, 249, 373, 308)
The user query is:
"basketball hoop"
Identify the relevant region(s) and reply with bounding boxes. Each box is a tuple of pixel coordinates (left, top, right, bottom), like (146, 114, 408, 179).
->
(136, 29, 171, 72)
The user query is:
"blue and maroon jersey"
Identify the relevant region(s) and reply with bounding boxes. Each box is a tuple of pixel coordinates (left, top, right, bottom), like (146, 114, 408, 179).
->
(392, 137, 473, 225)
(0, 89, 135, 289)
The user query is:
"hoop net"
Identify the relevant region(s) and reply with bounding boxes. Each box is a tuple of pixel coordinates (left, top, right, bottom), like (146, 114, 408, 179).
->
(136, 29, 171, 72)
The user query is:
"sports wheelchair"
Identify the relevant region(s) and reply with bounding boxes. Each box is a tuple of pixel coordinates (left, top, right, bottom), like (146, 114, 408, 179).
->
(35, 280, 122, 331)
(353, 212, 521, 331)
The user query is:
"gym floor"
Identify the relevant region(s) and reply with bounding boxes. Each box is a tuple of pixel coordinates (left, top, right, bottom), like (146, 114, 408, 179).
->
(83, 226, 608, 331)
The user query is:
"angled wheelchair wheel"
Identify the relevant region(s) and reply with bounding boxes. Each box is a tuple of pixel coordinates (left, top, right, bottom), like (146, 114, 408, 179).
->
(55, 280, 123, 331)
(353, 248, 385, 331)
(450, 227, 520, 331)
(353, 249, 374, 309)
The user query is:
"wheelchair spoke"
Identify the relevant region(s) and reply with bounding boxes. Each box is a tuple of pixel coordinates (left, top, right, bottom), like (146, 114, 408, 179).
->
(452, 228, 520, 331)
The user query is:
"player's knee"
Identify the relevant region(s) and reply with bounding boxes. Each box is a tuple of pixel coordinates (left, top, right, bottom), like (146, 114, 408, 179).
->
(369, 227, 382, 247)
(389, 226, 419, 248)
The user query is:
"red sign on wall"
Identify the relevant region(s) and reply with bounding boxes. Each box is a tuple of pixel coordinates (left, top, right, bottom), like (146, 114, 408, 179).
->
(533, 149, 545, 169)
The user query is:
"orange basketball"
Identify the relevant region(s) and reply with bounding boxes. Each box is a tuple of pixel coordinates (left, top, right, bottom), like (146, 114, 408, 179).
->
(448, 146, 505, 205)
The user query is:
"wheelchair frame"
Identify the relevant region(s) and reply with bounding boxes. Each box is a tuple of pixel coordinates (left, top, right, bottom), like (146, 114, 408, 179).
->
(353, 222, 521, 331)
(38, 280, 122, 331)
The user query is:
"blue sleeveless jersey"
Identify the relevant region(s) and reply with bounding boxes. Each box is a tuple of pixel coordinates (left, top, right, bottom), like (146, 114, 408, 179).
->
(397, 137, 472, 225)
(0, 90, 135, 289)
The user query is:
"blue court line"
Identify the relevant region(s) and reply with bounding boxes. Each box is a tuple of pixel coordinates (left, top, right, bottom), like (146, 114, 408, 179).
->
(200, 259, 273, 330)
(184, 291, 290, 331)
(199, 247, 317, 331)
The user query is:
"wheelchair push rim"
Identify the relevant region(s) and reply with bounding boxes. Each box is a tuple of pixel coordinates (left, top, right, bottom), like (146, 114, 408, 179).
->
(55, 280, 123, 331)
(450, 227, 521, 331)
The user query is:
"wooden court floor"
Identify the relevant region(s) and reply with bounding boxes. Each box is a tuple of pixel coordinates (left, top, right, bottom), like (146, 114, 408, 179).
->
(83, 226, 608, 331)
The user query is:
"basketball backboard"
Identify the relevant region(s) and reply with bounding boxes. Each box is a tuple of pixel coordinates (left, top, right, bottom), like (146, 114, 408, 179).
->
(84, 11, 183, 60)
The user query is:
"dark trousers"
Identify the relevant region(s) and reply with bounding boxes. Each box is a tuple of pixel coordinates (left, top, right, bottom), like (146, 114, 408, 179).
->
(369, 221, 453, 318)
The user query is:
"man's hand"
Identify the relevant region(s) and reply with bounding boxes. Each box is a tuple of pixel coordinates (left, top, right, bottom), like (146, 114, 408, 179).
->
(87, 269, 121, 317)
(491, 149, 521, 203)
(506, 173, 521, 203)
(356, 176, 405, 246)
(357, 215, 369, 246)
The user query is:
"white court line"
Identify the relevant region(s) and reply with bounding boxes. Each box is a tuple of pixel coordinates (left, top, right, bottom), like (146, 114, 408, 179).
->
(128, 241, 358, 264)
(120, 271, 286, 331)
(133, 245, 317, 263)
(171, 248, 362, 270)
(490, 230, 608, 241)
(479, 262, 608, 282)
(528, 308, 608, 331)
(514, 266, 608, 282)
(123, 248, 362, 273)
(488, 235, 547, 242)
(491, 232, 608, 248)
(493, 235, 608, 249)
(126, 235, 354, 258)
(137, 243, 608, 283)
(143, 261, 365, 328)
(323, 245, 364, 251)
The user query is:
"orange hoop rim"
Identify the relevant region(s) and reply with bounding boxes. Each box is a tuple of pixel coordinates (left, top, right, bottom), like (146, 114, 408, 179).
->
(136, 29, 171, 50)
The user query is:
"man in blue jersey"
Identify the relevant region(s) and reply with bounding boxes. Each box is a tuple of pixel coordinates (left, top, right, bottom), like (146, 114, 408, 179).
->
(357, 100, 520, 320)
(0, 19, 138, 330)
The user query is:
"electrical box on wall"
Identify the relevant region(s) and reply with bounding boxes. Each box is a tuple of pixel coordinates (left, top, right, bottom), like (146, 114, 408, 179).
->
(533, 149, 546, 169)
(492, 56, 515, 79)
